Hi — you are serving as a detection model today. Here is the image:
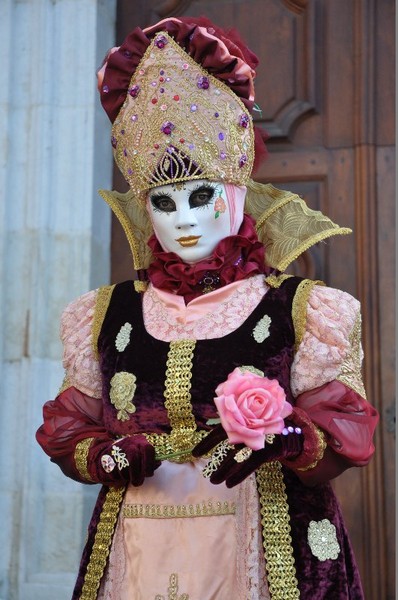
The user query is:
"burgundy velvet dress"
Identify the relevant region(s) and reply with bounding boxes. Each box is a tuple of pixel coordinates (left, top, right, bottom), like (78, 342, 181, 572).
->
(37, 274, 378, 599)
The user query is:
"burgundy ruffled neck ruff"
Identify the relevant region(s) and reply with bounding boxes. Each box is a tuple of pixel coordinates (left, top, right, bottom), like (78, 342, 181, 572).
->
(146, 214, 269, 303)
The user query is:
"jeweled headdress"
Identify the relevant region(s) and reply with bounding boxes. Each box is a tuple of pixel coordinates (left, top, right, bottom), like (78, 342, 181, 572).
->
(98, 17, 266, 197)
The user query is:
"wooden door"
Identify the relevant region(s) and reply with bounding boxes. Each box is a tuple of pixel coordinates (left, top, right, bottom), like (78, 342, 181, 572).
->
(111, 2, 395, 598)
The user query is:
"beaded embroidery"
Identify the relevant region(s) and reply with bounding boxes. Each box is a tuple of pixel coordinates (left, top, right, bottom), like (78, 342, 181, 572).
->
(109, 371, 137, 421)
(112, 33, 254, 197)
(154, 573, 189, 600)
(115, 322, 132, 352)
(252, 314, 272, 343)
(307, 519, 341, 561)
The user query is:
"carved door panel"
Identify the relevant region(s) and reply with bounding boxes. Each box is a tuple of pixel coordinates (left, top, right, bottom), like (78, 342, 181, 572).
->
(111, 2, 395, 598)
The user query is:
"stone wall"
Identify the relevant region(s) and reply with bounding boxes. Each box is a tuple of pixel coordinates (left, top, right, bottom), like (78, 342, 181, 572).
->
(0, 1, 116, 597)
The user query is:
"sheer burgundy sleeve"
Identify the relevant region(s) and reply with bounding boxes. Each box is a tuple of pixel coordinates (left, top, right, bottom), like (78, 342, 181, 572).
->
(36, 386, 160, 485)
(292, 381, 379, 486)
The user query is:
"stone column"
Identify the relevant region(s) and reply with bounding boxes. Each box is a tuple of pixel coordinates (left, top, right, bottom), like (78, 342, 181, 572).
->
(0, 1, 116, 597)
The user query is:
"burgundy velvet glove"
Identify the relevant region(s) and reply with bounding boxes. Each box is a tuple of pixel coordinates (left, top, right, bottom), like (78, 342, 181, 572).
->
(192, 422, 303, 488)
(85, 434, 160, 486)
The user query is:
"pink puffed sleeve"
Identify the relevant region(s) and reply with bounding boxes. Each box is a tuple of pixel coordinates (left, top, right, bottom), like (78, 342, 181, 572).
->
(291, 285, 364, 397)
(290, 285, 378, 468)
(60, 289, 103, 398)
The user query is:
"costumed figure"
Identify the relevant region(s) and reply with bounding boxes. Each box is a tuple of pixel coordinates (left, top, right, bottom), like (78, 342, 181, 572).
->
(37, 16, 379, 600)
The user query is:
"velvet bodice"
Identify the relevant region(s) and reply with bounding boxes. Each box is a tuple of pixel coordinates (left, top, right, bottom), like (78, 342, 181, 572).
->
(97, 277, 301, 437)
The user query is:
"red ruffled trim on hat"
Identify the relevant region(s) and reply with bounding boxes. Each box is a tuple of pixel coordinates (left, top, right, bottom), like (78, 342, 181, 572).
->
(146, 214, 269, 303)
(101, 17, 258, 123)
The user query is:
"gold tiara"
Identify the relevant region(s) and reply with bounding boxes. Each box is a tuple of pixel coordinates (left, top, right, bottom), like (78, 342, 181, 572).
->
(111, 32, 254, 197)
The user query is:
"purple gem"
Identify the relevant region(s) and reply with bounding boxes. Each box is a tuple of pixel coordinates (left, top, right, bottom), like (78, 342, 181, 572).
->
(155, 35, 168, 49)
(190, 104, 198, 112)
(102, 85, 109, 93)
(288, 426, 294, 433)
(160, 88, 165, 93)
(239, 114, 250, 128)
(239, 154, 248, 167)
(220, 152, 227, 160)
(123, 149, 128, 157)
(160, 69, 165, 75)
(161, 121, 175, 135)
(214, 112, 219, 118)
(282, 428, 289, 436)
(111, 136, 117, 148)
(128, 168, 133, 175)
(197, 76, 209, 90)
(121, 129, 125, 135)
(295, 427, 302, 434)
(123, 50, 132, 58)
(218, 132, 225, 141)
(166, 77, 171, 82)
(128, 85, 140, 98)
(131, 114, 138, 122)
(189, 143, 195, 150)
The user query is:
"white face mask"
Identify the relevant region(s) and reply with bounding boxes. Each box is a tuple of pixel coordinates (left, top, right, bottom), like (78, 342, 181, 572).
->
(147, 180, 231, 263)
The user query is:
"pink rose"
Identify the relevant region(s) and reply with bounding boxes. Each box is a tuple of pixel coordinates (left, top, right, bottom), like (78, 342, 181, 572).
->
(214, 367, 293, 451)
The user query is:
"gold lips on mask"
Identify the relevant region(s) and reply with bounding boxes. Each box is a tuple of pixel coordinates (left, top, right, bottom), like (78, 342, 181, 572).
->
(175, 236, 202, 247)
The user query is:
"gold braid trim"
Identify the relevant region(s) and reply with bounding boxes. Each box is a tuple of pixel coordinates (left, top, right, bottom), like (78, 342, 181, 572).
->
(265, 274, 293, 289)
(123, 500, 236, 519)
(145, 431, 208, 463)
(91, 285, 115, 360)
(80, 486, 125, 600)
(296, 425, 328, 471)
(292, 279, 325, 352)
(256, 462, 300, 599)
(74, 438, 95, 482)
(336, 312, 367, 399)
(159, 340, 199, 458)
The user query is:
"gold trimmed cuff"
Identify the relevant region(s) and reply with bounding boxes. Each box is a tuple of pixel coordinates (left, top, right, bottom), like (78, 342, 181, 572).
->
(74, 437, 96, 482)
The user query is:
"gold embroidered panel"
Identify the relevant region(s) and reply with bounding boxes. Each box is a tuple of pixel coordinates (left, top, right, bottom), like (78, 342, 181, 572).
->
(123, 500, 236, 519)
(92, 284, 116, 359)
(292, 279, 325, 352)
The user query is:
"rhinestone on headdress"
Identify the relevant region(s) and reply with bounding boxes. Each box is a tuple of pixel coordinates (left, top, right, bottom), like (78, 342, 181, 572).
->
(111, 32, 254, 198)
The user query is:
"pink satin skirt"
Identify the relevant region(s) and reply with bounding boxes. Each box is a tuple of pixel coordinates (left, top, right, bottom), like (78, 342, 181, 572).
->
(98, 459, 269, 600)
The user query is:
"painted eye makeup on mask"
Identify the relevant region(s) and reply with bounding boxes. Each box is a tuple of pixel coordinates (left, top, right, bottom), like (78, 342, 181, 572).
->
(150, 193, 176, 213)
(188, 184, 217, 209)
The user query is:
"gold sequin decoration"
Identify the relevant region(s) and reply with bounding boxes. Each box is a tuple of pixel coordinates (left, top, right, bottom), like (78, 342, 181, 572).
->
(292, 279, 325, 352)
(307, 519, 341, 561)
(336, 312, 367, 399)
(252, 314, 272, 343)
(155, 573, 189, 600)
(123, 500, 236, 519)
(74, 438, 95, 482)
(162, 340, 198, 454)
(92, 285, 116, 359)
(256, 462, 300, 599)
(80, 486, 125, 600)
